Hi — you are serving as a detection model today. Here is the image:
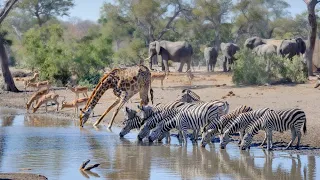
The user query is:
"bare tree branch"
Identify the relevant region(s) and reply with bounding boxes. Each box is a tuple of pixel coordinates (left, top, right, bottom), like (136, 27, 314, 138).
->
(0, 0, 18, 24)
(157, 8, 185, 40)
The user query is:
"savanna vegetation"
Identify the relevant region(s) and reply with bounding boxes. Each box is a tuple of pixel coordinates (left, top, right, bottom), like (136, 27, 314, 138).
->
(0, 0, 319, 91)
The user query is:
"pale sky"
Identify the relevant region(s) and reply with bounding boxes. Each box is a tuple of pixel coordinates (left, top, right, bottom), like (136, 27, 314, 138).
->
(62, 0, 309, 22)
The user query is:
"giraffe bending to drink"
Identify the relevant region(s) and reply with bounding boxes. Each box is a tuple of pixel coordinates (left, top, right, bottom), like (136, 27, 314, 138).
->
(79, 65, 154, 128)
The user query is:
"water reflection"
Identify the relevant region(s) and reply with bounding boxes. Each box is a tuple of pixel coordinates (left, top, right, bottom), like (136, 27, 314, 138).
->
(0, 109, 318, 180)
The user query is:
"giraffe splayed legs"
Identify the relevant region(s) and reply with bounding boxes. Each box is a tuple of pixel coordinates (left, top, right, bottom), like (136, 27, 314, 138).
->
(80, 65, 153, 129)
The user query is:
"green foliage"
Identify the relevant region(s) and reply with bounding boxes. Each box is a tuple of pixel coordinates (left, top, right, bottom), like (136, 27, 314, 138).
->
(78, 71, 102, 89)
(23, 24, 72, 84)
(232, 49, 307, 85)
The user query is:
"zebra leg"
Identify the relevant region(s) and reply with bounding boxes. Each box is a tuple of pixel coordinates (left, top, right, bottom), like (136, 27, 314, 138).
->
(285, 127, 297, 150)
(260, 131, 267, 146)
(181, 130, 188, 146)
(192, 130, 199, 143)
(165, 132, 171, 143)
(177, 131, 183, 143)
(296, 130, 301, 149)
(238, 130, 245, 145)
(267, 130, 272, 151)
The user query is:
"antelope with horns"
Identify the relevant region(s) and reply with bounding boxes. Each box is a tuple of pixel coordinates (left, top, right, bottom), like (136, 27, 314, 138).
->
(26, 88, 50, 110)
(32, 92, 60, 113)
(61, 97, 89, 116)
(26, 80, 51, 91)
(66, 85, 88, 99)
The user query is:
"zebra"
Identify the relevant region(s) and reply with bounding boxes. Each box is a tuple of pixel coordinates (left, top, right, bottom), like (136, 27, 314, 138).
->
(137, 102, 199, 141)
(178, 89, 201, 102)
(220, 108, 270, 149)
(119, 101, 187, 138)
(240, 108, 307, 150)
(139, 100, 227, 141)
(148, 101, 230, 144)
(200, 105, 253, 147)
(137, 89, 201, 121)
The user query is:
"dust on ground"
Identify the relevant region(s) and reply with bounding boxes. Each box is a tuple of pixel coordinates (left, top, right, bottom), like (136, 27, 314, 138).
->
(2, 68, 320, 155)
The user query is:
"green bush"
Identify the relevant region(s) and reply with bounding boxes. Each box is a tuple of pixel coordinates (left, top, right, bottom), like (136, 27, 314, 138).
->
(232, 49, 307, 85)
(78, 71, 102, 90)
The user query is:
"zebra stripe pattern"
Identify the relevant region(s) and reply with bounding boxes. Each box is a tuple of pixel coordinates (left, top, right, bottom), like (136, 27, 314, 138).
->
(149, 101, 229, 143)
(240, 108, 307, 150)
(138, 102, 199, 141)
(220, 108, 270, 149)
(179, 89, 201, 102)
(200, 105, 253, 147)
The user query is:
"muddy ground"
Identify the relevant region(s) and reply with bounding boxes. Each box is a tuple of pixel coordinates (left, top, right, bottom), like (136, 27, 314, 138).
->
(2, 68, 320, 155)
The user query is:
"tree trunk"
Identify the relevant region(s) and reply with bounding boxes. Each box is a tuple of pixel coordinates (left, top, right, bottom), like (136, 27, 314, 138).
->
(304, 0, 318, 77)
(0, 41, 19, 92)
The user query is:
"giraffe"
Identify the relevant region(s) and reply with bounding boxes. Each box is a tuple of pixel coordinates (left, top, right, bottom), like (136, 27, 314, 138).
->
(79, 65, 154, 128)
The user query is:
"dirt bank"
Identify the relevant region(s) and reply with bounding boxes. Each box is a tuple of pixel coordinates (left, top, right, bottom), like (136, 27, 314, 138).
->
(0, 173, 47, 180)
(2, 69, 320, 153)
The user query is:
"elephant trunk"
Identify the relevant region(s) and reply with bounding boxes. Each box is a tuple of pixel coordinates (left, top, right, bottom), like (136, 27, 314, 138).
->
(149, 51, 155, 70)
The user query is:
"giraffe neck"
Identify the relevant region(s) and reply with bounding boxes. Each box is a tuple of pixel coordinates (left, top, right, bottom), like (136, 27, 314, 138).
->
(83, 70, 120, 112)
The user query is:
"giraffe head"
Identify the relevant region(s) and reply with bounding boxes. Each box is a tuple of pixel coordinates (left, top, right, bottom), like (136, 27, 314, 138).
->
(80, 107, 92, 127)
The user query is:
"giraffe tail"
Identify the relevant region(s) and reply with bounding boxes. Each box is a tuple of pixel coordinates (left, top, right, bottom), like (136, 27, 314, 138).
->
(150, 88, 154, 104)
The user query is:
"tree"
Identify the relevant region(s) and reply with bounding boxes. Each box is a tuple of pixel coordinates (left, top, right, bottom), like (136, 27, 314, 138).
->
(0, 0, 19, 92)
(304, 0, 319, 76)
(18, 0, 74, 26)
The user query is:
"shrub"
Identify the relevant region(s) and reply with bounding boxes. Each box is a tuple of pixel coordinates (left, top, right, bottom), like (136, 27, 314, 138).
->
(232, 49, 307, 85)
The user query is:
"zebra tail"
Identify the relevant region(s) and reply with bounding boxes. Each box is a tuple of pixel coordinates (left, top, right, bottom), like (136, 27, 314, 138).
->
(303, 118, 307, 134)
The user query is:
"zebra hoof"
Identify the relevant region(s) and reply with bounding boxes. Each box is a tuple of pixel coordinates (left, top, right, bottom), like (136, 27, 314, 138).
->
(119, 133, 124, 138)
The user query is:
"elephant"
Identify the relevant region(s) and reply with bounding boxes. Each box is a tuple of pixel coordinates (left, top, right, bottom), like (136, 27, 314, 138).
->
(220, 43, 240, 72)
(244, 36, 278, 72)
(278, 37, 306, 59)
(244, 36, 277, 55)
(204, 47, 218, 72)
(148, 40, 193, 73)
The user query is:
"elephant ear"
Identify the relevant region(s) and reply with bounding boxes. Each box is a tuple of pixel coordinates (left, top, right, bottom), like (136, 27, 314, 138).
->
(155, 41, 160, 55)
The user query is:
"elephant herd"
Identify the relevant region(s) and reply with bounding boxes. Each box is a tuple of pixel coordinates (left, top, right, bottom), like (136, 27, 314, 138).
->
(148, 36, 306, 73)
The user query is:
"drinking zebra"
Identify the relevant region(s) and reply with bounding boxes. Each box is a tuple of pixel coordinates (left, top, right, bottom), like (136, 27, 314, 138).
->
(200, 105, 253, 147)
(119, 101, 187, 137)
(148, 101, 230, 144)
(220, 108, 270, 149)
(240, 108, 307, 150)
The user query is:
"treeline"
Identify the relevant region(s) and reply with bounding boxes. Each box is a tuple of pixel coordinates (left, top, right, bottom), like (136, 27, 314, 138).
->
(1, 0, 316, 85)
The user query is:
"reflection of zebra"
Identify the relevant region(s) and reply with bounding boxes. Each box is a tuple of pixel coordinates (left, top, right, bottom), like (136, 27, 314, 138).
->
(240, 108, 307, 150)
(220, 108, 270, 149)
(200, 105, 253, 147)
(149, 101, 229, 143)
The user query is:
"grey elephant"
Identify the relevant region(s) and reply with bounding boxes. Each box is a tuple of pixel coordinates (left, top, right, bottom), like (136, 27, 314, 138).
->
(220, 43, 240, 72)
(278, 37, 306, 59)
(244, 36, 277, 72)
(244, 36, 277, 56)
(204, 47, 218, 72)
(148, 40, 193, 73)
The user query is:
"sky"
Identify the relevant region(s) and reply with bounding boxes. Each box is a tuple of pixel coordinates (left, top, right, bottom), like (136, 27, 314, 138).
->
(62, 0, 309, 22)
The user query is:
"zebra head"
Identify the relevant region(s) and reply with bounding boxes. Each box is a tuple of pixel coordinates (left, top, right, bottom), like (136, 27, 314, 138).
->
(120, 116, 142, 138)
(137, 124, 150, 141)
(137, 105, 152, 120)
(240, 133, 254, 150)
(148, 122, 164, 142)
(200, 126, 217, 147)
(220, 131, 231, 149)
(123, 106, 137, 120)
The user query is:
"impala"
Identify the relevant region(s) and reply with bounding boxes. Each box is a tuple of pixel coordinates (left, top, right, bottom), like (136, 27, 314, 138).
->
(23, 72, 39, 88)
(32, 92, 60, 113)
(26, 88, 50, 110)
(66, 85, 88, 99)
(151, 71, 166, 89)
(61, 97, 89, 116)
(25, 80, 50, 91)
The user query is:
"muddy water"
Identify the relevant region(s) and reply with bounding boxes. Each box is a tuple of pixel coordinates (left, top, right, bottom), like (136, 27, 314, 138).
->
(0, 108, 318, 180)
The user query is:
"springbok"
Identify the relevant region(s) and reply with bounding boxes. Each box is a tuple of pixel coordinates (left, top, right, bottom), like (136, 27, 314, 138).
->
(66, 85, 88, 99)
(61, 97, 89, 116)
(32, 92, 60, 113)
(25, 81, 50, 91)
(26, 88, 50, 110)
